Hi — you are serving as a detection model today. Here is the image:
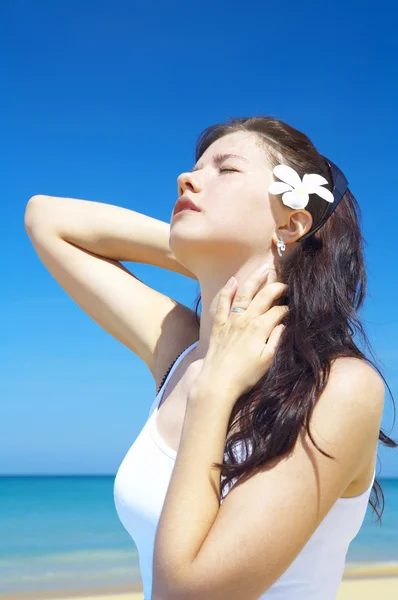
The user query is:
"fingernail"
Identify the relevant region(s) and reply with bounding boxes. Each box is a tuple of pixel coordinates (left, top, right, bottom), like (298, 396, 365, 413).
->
(256, 263, 270, 275)
(226, 276, 235, 288)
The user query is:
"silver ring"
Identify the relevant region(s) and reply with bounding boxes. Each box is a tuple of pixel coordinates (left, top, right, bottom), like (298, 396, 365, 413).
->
(230, 307, 246, 313)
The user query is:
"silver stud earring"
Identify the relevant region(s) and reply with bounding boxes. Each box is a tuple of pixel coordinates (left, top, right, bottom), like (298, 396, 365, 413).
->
(277, 236, 286, 257)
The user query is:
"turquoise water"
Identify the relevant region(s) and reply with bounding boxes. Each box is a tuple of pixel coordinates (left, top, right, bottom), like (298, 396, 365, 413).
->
(1, 476, 397, 594)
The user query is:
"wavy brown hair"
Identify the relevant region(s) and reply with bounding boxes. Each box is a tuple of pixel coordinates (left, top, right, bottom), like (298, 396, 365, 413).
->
(190, 116, 397, 524)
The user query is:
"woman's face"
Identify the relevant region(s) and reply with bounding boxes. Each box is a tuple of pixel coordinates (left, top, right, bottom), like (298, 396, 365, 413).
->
(170, 131, 290, 273)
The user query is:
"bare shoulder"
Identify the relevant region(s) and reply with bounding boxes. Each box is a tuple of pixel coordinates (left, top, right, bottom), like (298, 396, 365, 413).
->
(308, 356, 385, 474)
(329, 356, 385, 407)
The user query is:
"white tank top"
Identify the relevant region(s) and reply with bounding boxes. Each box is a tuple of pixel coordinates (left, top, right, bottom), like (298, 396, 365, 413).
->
(114, 340, 376, 600)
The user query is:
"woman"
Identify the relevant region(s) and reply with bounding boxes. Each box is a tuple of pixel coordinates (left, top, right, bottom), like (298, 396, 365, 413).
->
(25, 116, 396, 600)
(115, 116, 397, 600)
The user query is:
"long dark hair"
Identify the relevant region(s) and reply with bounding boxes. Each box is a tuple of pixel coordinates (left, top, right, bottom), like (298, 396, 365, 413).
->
(190, 116, 397, 524)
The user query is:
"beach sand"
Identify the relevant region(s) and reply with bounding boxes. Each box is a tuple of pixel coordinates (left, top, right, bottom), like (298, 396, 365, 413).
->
(2, 565, 398, 599)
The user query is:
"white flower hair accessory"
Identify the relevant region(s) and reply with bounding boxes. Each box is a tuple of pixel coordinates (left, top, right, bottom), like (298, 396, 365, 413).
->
(268, 164, 334, 210)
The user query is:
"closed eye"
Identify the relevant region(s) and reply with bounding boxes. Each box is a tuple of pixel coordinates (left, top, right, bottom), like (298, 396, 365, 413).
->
(220, 168, 238, 173)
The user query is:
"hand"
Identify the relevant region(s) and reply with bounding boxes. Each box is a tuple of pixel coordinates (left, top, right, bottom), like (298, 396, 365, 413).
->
(195, 267, 289, 400)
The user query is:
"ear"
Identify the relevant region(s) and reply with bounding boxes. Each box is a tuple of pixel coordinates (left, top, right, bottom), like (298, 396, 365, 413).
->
(274, 209, 313, 245)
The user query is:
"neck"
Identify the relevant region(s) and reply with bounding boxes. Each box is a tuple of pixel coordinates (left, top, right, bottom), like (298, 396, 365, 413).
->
(191, 256, 279, 361)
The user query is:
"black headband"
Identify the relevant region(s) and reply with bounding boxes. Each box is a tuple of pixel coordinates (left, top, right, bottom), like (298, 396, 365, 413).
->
(297, 158, 349, 243)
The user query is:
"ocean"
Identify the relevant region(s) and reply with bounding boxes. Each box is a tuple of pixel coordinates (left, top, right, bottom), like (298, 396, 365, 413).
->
(1, 476, 397, 594)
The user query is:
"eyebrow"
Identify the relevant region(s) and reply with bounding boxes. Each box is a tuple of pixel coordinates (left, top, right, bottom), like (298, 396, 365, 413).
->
(192, 153, 249, 171)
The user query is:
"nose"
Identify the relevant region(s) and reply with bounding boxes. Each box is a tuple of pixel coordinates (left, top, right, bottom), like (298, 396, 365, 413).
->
(177, 170, 201, 198)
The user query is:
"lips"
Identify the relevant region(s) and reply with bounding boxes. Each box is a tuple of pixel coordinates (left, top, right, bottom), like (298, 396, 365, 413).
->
(173, 196, 201, 216)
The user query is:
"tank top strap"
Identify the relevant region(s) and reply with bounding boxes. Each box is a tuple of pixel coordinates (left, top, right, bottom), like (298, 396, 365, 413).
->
(156, 340, 199, 396)
(156, 350, 185, 396)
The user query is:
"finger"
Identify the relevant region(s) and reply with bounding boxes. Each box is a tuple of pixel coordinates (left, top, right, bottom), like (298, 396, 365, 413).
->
(245, 282, 288, 319)
(230, 268, 271, 314)
(214, 276, 237, 328)
(258, 305, 289, 337)
(265, 268, 278, 284)
(252, 266, 280, 298)
(264, 324, 285, 355)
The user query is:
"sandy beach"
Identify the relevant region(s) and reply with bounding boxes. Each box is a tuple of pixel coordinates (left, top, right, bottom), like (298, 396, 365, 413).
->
(2, 564, 398, 600)
(2, 580, 398, 599)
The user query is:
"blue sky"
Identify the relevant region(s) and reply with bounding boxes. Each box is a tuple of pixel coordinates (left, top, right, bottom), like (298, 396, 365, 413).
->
(2, 0, 397, 477)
